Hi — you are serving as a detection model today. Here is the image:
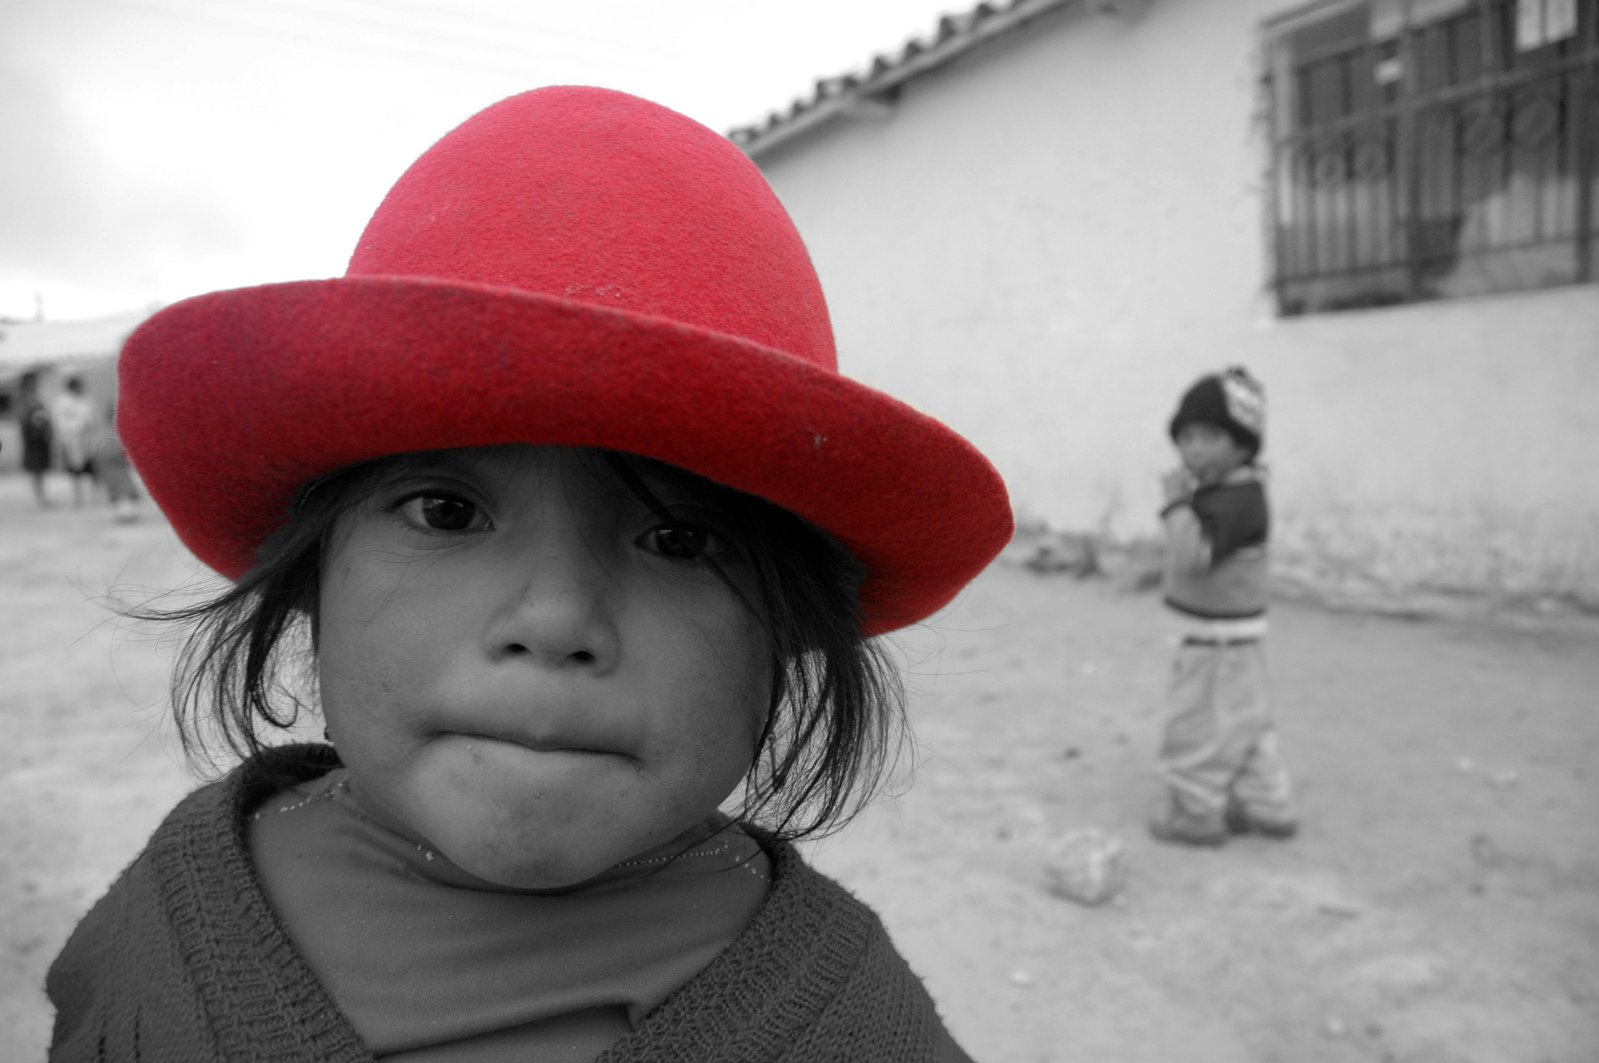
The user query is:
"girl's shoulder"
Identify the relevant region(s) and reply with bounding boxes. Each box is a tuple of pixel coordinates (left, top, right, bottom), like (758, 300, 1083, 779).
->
(47, 745, 367, 1062)
(600, 836, 970, 1062)
(71, 744, 341, 932)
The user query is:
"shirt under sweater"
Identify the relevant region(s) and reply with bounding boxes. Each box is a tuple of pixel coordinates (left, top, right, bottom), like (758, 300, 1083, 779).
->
(246, 766, 770, 1060)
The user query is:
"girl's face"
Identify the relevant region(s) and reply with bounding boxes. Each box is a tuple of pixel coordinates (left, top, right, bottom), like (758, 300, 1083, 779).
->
(316, 445, 772, 890)
(1175, 421, 1252, 486)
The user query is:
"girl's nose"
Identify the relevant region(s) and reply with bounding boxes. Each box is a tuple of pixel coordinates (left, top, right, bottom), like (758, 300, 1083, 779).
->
(486, 543, 621, 670)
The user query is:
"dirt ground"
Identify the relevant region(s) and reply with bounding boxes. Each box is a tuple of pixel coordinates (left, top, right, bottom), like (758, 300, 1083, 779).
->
(2, 471, 1596, 1063)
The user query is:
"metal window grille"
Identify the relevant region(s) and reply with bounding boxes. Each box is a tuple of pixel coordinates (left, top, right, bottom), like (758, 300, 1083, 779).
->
(1264, 0, 1598, 315)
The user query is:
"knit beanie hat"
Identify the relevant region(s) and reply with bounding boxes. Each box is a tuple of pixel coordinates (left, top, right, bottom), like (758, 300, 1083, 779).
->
(1168, 366, 1266, 456)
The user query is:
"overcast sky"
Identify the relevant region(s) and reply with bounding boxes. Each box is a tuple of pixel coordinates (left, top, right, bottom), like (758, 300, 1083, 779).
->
(2, 0, 957, 321)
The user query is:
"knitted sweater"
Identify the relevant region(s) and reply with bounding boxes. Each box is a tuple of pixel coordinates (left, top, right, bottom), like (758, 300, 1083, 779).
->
(1161, 464, 1270, 626)
(48, 746, 972, 1062)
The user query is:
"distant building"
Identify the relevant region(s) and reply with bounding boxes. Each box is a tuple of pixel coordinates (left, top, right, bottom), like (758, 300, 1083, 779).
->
(730, 0, 1599, 607)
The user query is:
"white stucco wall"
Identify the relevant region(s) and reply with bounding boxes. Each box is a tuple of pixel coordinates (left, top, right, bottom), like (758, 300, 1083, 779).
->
(752, 0, 1599, 602)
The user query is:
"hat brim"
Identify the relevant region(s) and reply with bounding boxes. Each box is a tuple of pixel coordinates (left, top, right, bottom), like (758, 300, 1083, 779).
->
(119, 276, 1012, 635)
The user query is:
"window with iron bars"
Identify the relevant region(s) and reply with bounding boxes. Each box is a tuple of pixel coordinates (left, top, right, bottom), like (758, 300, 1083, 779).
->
(1264, 0, 1597, 315)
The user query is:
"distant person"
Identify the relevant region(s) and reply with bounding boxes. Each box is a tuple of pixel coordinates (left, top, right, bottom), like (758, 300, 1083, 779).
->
(95, 401, 141, 522)
(1148, 366, 1297, 846)
(50, 375, 97, 506)
(19, 370, 54, 507)
(46, 86, 1009, 1061)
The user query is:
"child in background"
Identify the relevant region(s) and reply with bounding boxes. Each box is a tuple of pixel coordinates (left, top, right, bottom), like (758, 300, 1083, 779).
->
(46, 87, 1011, 1062)
(18, 370, 53, 507)
(94, 401, 140, 523)
(50, 376, 97, 507)
(1149, 367, 1297, 846)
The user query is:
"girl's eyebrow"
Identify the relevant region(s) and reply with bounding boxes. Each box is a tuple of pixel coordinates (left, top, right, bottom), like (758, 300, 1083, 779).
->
(372, 450, 497, 486)
(622, 455, 733, 508)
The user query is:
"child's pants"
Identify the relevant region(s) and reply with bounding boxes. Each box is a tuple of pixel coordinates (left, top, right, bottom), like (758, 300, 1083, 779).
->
(1157, 638, 1295, 819)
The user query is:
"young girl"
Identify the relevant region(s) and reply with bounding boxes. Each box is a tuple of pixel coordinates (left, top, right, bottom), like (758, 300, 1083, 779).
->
(46, 87, 1012, 1061)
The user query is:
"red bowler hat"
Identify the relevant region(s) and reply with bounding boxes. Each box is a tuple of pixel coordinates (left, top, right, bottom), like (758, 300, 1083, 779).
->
(117, 86, 1012, 634)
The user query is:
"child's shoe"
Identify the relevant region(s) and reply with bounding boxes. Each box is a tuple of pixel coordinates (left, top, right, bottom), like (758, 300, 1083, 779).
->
(1147, 799, 1227, 847)
(1223, 800, 1299, 839)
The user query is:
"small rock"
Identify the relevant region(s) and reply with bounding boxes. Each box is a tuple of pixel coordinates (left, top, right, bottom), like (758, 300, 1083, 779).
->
(1008, 969, 1035, 988)
(1469, 831, 1504, 868)
(1124, 921, 1156, 950)
(1042, 827, 1126, 907)
(1315, 902, 1363, 920)
(1010, 802, 1048, 833)
(1322, 1015, 1348, 1039)
(1020, 533, 1100, 578)
(1487, 767, 1519, 789)
(1345, 952, 1451, 1001)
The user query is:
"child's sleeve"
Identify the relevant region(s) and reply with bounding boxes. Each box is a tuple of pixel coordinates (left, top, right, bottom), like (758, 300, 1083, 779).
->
(1187, 481, 1268, 567)
(1160, 502, 1213, 575)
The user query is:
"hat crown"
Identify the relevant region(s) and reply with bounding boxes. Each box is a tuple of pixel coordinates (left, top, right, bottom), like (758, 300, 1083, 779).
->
(1218, 368, 1265, 437)
(347, 87, 836, 369)
(1170, 366, 1266, 452)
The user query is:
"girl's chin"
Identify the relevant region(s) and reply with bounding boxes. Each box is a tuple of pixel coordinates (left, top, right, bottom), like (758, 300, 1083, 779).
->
(450, 852, 604, 892)
(435, 814, 729, 892)
(429, 827, 638, 891)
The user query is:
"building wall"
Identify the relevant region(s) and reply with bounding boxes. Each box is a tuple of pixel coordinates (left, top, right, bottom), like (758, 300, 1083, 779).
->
(752, 0, 1599, 603)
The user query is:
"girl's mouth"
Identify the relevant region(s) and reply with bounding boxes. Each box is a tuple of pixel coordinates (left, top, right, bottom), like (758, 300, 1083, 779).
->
(455, 730, 634, 763)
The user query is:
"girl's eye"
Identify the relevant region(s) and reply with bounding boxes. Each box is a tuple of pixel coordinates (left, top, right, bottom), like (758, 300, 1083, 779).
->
(639, 522, 723, 562)
(396, 493, 486, 533)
